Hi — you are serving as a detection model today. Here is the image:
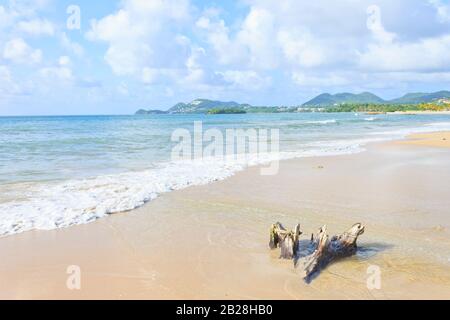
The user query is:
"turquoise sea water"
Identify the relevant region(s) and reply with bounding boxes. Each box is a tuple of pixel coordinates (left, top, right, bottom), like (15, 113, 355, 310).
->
(1, 112, 450, 236)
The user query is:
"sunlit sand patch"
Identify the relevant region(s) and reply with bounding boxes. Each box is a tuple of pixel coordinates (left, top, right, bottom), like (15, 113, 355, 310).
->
(398, 131, 450, 148)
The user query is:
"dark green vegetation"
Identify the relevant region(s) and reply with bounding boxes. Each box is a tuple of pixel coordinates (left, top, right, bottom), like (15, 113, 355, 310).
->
(135, 109, 167, 115)
(135, 91, 450, 114)
(326, 102, 449, 113)
(207, 108, 247, 114)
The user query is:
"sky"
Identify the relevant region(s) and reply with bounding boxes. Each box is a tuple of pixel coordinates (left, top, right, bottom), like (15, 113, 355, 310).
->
(0, 0, 450, 115)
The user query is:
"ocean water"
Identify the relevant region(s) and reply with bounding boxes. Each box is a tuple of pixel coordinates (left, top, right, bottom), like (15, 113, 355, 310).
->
(1, 112, 450, 236)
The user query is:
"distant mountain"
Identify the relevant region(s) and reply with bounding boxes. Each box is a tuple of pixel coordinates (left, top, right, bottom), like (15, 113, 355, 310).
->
(135, 99, 253, 115)
(135, 109, 167, 115)
(303, 90, 450, 107)
(389, 91, 450, 104)
(167, 99, 251, 114)
(303, 92, 385, 106)
(135, 91, 450, 115)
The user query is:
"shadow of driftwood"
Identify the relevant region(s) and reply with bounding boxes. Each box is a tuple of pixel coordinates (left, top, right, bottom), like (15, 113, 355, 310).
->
(294, 241, 393, 284)
(356, 242, 393, 259)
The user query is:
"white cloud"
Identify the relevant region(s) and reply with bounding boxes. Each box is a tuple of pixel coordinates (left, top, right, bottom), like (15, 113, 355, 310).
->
(0, 65, 22, 96)
(59, 55, 71, 66)
(141, 45, 212, 89)
(235, 7, 278, 69)
(8, 0, 51, 17)
(360, 34, 450, 72)
(360, 5, 450, 73)
(184, 46, 207, 84)
(111, 0, 450, 97)
(39, 56, 73, 81)
(60, 32, 84, 57)
(292, 72, 350, 87)
(16, 18, 55, 36)
(366, 5, 396, 44)
(196, 6, 279, 69)
(86, 0, 191, 76)
(195, 1, 363, 71)
(141, 67, 160, 84)
(3, 38, 42, 64)
(218, 70, 271, 90)
(376, 71, 450, 83)
(277, 29, 326, 68)
(195, 15, 243, 65)
(429, 0, 450, 22)
(142, 67, 181, 85)
(39, 66, 72, 81)
(0, 0, 52, 31)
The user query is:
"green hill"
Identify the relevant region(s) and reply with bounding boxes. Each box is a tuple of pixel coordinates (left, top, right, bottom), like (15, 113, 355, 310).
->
(168, 99, 250, 114)
(303, 90, 450, 107)
(303, 92, 385, 107)
(135, 99, 293, 115)
(389, 91, 450, 104)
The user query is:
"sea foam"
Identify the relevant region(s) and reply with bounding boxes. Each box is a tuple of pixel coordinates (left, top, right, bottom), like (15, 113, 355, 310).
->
(0, 139, 368, 237)
(304, 119, 337, 125)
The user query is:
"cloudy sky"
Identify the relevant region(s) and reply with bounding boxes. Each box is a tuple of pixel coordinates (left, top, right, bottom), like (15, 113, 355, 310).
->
(1, 0, 450, 115)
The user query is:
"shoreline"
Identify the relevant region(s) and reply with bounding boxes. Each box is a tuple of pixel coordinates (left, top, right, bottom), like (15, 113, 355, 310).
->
(3, 123, 450, 239)
(388, 110, 450, 115)
(1, 131, 450, 299)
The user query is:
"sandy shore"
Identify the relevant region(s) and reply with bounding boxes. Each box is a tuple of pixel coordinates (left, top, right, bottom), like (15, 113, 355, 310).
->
(398, 131, 450, 148)
(389, 111, 450, 115)
(1, 132, 450, 299)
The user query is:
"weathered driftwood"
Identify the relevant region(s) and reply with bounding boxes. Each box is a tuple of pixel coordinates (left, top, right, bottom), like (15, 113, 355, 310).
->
(269, 222, 302, 259)
(295, 223, 365, 281)
(295, 225, 329, 278)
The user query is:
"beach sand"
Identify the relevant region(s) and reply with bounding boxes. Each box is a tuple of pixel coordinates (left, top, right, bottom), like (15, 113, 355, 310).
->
(398, 131, 450, 148)
(1, 132, 450, 299)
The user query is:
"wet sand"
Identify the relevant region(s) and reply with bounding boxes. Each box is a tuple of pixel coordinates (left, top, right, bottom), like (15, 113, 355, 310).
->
(1, 132, 450, 299)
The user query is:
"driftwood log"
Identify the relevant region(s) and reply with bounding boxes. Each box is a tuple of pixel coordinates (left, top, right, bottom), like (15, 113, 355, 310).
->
(269, 222, 365, 281)
(295, 223, 365, 281)
(269, 222, 302, 259)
